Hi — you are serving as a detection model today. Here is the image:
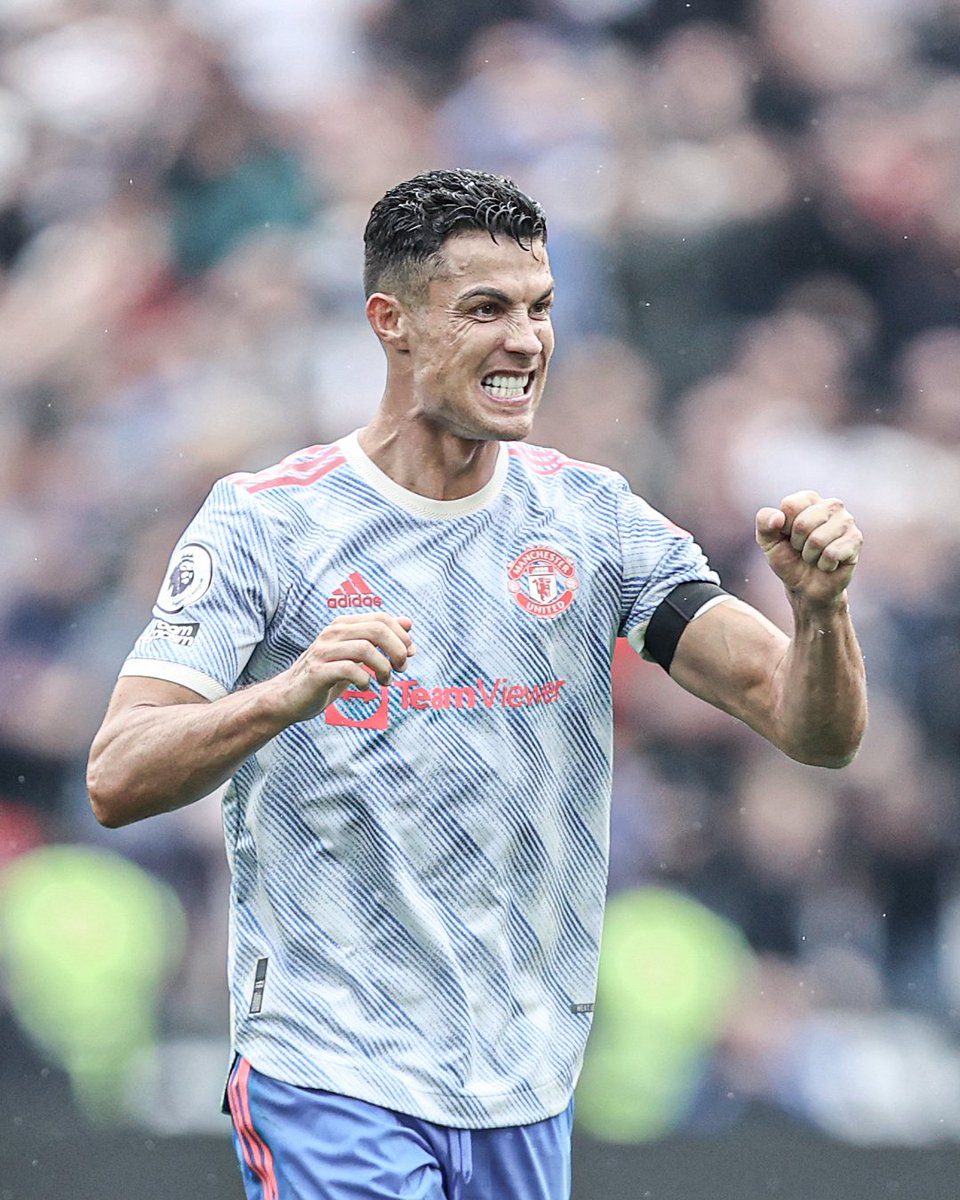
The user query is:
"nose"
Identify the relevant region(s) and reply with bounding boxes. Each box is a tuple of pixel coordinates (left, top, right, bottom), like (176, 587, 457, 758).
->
(502, 313, 545, 359)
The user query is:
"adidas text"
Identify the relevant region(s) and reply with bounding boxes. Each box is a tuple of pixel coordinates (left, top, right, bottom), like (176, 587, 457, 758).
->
(327, 595, 384, 609)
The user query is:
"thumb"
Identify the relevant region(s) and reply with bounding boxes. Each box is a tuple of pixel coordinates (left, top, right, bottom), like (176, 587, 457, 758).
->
(755, 506, 786, 550)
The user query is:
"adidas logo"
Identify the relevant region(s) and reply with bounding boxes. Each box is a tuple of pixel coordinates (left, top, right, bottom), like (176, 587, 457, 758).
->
(327, 571, 384, 609)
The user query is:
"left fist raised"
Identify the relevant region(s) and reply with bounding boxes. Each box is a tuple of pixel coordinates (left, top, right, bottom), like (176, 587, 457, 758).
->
(756, 490, 862, 602)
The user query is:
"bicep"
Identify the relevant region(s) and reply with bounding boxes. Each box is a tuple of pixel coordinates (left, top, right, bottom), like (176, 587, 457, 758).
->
(667, 597, 789, 735)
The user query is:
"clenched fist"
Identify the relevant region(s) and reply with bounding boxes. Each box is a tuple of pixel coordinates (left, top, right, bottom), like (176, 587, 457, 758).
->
(277, 612, 416, 723)
(756, 491, 862, 606)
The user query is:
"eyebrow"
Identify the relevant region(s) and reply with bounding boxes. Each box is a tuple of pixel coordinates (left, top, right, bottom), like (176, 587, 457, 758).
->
(456, 284, 555, 306)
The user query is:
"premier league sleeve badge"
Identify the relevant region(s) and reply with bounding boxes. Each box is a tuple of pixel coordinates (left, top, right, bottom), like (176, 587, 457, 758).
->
(156, 543, 215, 614)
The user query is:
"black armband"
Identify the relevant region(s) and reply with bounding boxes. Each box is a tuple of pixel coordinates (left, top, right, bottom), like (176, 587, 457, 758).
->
(645, 581, 731, 672)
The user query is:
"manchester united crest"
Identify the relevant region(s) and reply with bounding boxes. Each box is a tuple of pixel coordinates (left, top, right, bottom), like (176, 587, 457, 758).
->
(507, 546, 579, 619)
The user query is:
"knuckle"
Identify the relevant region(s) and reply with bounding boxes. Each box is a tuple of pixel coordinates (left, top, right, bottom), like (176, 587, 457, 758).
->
(790, 517, 813, 540)
(782, 489, 819, 509)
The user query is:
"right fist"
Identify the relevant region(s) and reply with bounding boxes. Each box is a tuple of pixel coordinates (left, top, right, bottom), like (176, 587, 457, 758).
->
(277, 612, 415, 722)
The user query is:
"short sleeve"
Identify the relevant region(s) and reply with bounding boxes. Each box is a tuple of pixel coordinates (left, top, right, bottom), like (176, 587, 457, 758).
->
(615, 484, 721, 661)
(119, 477, 282, 698)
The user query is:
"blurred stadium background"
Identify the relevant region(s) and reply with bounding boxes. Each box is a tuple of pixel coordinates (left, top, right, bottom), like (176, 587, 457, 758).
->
(2, 0, 960, 1196)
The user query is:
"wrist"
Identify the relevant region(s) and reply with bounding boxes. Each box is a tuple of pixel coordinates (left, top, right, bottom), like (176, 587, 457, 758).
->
(240, 676, 297, 733)
(787, 588, 850, 624)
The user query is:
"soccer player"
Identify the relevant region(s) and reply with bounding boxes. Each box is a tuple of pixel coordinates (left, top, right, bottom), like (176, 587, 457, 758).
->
(86, 169, 866, 1199)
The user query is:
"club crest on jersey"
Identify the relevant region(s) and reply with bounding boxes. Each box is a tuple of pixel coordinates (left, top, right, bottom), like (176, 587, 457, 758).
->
(156, 543, 214, 614)
(507, 546, 579, 619)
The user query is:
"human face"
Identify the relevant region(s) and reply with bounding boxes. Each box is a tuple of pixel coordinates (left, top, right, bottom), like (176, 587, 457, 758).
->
(403, 231, 555, 442)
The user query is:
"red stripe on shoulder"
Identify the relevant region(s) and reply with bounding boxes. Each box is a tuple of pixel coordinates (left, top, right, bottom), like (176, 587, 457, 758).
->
(508, 444, 607, 476)
(661, 516, 693, 538)
(233, 445, 347, 494)
(244, 454, 346, 494)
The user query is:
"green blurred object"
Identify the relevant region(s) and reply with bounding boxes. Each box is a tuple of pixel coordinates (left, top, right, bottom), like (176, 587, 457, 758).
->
(0, 845, 187, 1122)
(167, 143, 315, 275)
(575, 885, 750, 1142)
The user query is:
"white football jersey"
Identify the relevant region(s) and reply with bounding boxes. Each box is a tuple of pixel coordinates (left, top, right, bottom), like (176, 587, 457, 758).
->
(120, 432, 720, 1128)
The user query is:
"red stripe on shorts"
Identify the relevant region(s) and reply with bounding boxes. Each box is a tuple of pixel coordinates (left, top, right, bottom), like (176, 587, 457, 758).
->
(230, 1058, 280, 1200)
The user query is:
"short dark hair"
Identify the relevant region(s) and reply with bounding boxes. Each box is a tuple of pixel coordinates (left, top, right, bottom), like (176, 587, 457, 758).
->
(363, 168, 548, 300)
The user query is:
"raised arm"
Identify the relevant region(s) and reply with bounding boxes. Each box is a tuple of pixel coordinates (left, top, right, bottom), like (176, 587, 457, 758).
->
(667, 491, 866, 767)
(87, 613, 415, 827)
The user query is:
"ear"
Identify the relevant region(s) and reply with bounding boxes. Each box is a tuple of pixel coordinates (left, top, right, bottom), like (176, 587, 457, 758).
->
(366, 292, 412, 352)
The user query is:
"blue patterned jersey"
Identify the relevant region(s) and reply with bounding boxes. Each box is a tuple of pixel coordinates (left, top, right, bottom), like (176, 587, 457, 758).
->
(120, 432, 721, 1128)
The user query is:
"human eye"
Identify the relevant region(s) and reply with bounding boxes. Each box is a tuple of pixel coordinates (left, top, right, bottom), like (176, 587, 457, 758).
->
(471, 301, 500, 319)
(530, 296, 554, 319)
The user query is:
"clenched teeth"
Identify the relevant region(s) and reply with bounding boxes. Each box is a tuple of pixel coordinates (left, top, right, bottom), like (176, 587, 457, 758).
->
(481, 373, 531, 399)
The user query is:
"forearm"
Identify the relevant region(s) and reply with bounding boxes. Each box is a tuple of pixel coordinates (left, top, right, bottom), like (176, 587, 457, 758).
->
(87, 682, 289, 827)
(772, 591, 867, 767)
(88, 612, 415, 828)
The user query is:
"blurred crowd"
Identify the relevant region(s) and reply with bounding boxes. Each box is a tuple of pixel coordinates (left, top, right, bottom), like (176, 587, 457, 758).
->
(1, 0, 960, 1146)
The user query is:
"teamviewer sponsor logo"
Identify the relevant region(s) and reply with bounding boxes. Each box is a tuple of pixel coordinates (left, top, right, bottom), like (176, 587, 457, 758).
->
(327, 572, 385, 609)
(395, 677, 566, 710)
(325, 674, 567, 729)
(324, 672, 391, 730)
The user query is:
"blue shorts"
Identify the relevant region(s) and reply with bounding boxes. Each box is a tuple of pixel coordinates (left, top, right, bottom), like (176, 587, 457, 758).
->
(226, 1056, 574, 1200)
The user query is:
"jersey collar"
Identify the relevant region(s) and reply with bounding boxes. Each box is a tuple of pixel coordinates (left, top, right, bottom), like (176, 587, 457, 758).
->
(339, 430, 509, 519)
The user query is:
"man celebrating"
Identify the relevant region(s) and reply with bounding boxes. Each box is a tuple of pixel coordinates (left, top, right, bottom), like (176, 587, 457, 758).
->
(87, 169, 866, 1199)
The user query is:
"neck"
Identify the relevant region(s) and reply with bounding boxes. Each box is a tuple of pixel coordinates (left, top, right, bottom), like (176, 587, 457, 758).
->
(358, 411, 503, 501)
